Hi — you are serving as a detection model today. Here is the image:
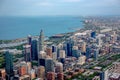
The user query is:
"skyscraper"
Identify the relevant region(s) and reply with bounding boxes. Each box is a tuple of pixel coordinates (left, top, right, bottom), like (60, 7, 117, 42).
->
(55, 62, 63, 73)
(0, 69, 6, 79)
(81, 42, 86, 53)
(57, 73, 64, 80)
(31, 40, 38, 60)
(39, 30, 44, 52)
(38, 51, 46, 66)
(19, 62, 27, 76)
(52, 45, 57, 53)
(59, 50, 66, 58)
(47, 72, 55, 80)
(37, 66, 45, 79)
(86, 47, 91, 59)
(91, 31, 96, 38)
(97, 37, 102, 47)
(28, 35, 32, 45)
(72, 46, 81, 58)
(45, 58, 54, 72)
(94, 49, 99, 61)
(66, 41, 73, 56)
(23, 44, 31, 62)
(46, 47, 53, 58)
(52, 52, 57, 61)
(5, 51, 14, 78)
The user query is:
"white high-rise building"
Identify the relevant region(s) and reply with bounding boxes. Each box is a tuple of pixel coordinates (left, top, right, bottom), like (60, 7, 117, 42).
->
(52, 52, 57, 61)
(59, 50, 66, 58)
(77, 55, 86, 65)
(38, 51, 46, 59)
(55, 62, 63, 73)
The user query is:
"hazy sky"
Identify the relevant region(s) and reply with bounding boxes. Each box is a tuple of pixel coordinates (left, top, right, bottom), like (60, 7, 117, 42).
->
(0, 0, 120, 16)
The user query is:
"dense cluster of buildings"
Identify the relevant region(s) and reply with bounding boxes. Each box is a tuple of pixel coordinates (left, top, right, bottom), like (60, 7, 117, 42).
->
(0, 22, 120, 80)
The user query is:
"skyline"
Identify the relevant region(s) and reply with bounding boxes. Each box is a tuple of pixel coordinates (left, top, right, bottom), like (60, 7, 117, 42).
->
(0, 0, 120, 16)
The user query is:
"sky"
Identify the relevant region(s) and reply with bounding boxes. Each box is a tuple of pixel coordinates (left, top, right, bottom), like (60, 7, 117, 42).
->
(0, 0, 120, 16)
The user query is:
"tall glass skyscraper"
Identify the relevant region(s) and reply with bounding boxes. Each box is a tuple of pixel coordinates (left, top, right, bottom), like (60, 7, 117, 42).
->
(5, 51, 14, 79)
(28, 35, 32, 45)
(23, 44, 31, 62)
(31, 40, 38, 60)
(86, 47, 91, 59)
(66, 42, 73, 56)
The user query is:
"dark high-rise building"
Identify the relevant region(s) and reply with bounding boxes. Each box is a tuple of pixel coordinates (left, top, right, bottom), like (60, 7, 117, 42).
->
(5, 51, 14, 79)
(86, 47, 91, 59)
(100, 72, 104, 80)
(94, 49, 99, 61)
(59, 58, 65, 64)
(91, 31, 96, 38)
(23, 44, 31, 62)
(28, 35, 32, 45)
(39, 58, 46, 67)
(52, 45, 57, 53)
(66, 42, 73, 56)
(31, 40, 38, 60)
(39, 30, 44, 52)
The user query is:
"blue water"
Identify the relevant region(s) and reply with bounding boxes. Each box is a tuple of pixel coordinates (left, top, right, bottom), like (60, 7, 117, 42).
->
(0, 16, 83, 40)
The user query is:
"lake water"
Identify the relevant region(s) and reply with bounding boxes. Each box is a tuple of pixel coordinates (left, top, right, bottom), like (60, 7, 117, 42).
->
(0, 16, 83, 40)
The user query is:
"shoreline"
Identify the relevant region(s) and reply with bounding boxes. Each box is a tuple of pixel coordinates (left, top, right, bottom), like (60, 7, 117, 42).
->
(0, 31, 76, 49)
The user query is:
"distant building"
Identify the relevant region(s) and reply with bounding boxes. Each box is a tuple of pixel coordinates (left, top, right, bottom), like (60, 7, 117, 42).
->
(26, 62, 31, 74)
(91, 31, 96, 38)
(38, 51, 46, 66)
(94, 49, 99, 61)
(57, 73, 64, 80)
(72, 46, 81, 58)
(47, 72, 55, 80)
(31, 40, 38, 61)
(59, 58, 65, 64)
(55, 62, 63, 73)
(52, 52, 57, 61)
(38, 51, 46, 59)
(100, 72, 104, 80)
(0, 69, 6, 79)
(19, 62, 27, 76)
(81, 42, 86, 53)
(39, 58, 46, 67)
(28, 35, 32, 45)
(19, 75, 30, 80)
(77, 55, 86, 65)
(37, 66, 45, 79)
(5, 51, 14, 78)
(30, 69, 36, 80)
(52, 45, 57, 53)
(59, 50, 66, 58)
(46, 47, 52, 58)
(45, 58, 54, 72)
(66, 41, 73, 56)
(92, 76, 100, 80)
(86, 47, 91, 59)
(23, 44, 31, 62)
(97, 37, 102, 47)
(39, 30, 44, 52)
(109, 73, 120, 80)
(104, 69, 108, 80)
